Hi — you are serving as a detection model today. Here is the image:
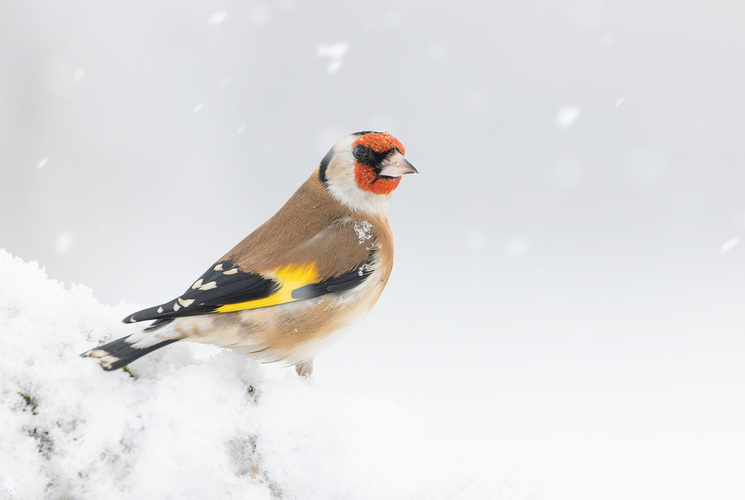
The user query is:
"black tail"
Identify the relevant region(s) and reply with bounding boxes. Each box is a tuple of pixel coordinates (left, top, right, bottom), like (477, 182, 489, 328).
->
(81, 335, 179, 371)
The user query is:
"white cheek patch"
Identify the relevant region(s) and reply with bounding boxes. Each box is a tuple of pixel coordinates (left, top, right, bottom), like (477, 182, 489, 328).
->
(324, 136, 392, 216)
(326, 170, 391, 215)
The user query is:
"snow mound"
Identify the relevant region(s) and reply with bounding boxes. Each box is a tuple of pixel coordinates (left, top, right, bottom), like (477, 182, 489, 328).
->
(0, 249, 537, 499)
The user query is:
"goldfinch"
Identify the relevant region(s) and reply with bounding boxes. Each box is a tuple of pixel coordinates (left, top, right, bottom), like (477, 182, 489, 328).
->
(83, 131, 417, 376)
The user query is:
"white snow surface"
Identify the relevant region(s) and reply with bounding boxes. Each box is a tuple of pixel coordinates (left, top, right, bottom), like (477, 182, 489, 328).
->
(0, 249, 537, 500)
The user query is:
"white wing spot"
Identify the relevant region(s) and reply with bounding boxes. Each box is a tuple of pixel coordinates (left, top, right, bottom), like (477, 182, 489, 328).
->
(178, 298, 195, 307)
(173, 303, 181, 312)
(224, 268, 239, 275)
(200, 281, 218, 291)
(354, 221, 373, 244)
(157, 307, 164, 314)
(214, 264, 224, 271)
(192, 279, 203, 289)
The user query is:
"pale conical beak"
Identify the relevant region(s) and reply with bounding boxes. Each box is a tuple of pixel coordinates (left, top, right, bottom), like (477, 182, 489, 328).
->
(378, 151, 418, 177)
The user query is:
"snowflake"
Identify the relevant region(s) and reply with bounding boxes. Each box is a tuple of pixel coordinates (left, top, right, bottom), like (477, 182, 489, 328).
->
(353, 221, 373, 244)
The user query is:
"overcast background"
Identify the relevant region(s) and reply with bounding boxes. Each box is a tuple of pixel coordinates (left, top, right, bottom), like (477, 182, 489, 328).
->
(2, 1, 744, 499)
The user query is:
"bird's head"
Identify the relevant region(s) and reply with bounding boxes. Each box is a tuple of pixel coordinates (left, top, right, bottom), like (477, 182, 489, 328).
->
(319, 131, 417, 214)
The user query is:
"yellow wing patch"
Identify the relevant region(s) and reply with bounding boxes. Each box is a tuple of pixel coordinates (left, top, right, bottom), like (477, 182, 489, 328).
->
(215, 263, 319, 313)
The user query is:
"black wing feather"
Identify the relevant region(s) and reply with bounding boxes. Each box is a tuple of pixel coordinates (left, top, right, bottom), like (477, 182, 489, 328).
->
(123, 260, 278, 323)
(291, 261, 373, 300)
(124, 250, 376, 324)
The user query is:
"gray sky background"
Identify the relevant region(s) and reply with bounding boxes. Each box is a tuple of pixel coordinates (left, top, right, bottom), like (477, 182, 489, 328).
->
(2, 1, 744, 498)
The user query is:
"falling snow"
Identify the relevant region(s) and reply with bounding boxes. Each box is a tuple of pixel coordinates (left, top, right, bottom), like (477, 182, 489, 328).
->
(720, 237, 738, 255)
(208, 11, 227, 25)
(316, 42, 350, 74)
(555, 106, 582, 129)
(55, 232, 72, 255)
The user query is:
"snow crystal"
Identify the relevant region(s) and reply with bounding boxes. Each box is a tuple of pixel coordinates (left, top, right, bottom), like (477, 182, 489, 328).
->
(720, 237, 738, 255)
(316, 42, 349, 74)
(555, 106, 581, 129)
(208, 11, 227, 25)
(0, 249, 536, 500)
(36, 157, 49, 169)
(354, 221, 373, 244)
(55, 232, 72, 255)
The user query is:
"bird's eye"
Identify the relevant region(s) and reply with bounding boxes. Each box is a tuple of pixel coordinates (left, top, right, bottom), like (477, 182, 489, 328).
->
(353, 144, 370, 162)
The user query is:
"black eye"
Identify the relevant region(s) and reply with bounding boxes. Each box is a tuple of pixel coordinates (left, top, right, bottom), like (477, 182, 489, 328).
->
(353, 144, 370, 162)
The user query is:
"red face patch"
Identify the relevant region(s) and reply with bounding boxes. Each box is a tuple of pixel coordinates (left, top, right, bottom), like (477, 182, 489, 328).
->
(354, 164, 402, 194)
(353, 132, 405, 155)
(352, 132, 406, 195)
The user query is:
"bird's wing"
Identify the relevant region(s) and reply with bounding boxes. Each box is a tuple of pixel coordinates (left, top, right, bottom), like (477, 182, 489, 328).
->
(123, 218, 376, 324)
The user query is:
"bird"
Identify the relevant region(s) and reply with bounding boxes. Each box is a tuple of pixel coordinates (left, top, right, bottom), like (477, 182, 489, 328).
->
(82, 131, 417, 376)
